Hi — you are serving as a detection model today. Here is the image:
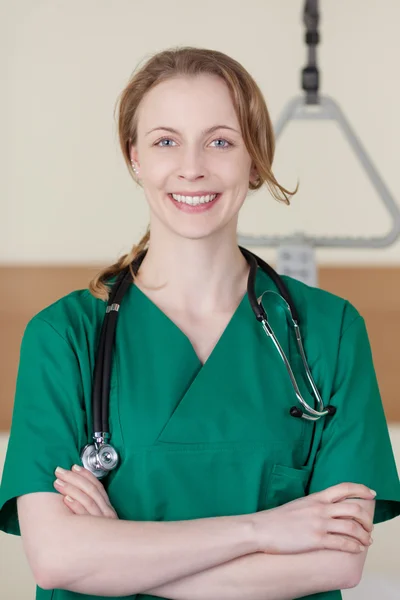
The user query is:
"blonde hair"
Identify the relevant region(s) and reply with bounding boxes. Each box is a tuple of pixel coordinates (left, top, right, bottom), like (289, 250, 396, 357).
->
(89, 46, 297, 301)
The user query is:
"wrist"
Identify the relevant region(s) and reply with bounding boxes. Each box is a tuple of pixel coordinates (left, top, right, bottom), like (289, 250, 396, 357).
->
(234, 513, 260, 555)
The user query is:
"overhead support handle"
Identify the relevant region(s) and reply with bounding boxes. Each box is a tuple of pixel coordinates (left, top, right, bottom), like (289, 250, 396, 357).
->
(237, 0, 400, 249)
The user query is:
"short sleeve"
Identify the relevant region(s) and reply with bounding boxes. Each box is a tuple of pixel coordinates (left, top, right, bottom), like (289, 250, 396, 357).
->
(0, 316, 87, 536)
(307, 315, 400, 524)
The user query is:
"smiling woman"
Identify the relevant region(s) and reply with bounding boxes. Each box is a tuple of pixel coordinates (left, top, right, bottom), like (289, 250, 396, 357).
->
(87, 47, 298, 302)
(0, 45, 399, 600)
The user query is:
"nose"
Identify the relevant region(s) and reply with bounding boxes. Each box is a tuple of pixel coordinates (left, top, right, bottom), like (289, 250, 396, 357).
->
(177, 148, 206, 182)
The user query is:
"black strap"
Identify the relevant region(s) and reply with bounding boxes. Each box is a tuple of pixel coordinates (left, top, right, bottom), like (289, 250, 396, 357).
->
(302, 0, 320, 104)
(92, 251, 147, 434)
(101, 251, 148, 432)
(92, 269, 127, 434)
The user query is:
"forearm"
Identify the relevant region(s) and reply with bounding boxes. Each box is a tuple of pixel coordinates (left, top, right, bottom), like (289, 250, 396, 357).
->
(144, 548, 360, 600)
(42, 513, 255, 596)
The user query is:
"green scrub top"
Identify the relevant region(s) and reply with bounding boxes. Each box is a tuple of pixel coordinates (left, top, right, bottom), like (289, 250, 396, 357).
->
(1, 266, 400, 600)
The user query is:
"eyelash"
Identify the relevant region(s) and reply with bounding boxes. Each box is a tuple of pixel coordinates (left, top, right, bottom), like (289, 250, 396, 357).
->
(154, 137, 233, 150)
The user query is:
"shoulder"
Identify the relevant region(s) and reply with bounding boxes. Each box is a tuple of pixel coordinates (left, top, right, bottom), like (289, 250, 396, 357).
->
(270, 273, 369, 396)
(277, 273, 362, 336)
(22, 286, 108, 349)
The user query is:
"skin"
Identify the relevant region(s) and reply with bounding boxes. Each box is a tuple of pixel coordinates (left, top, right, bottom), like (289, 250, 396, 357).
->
(128, 73, 259, 316)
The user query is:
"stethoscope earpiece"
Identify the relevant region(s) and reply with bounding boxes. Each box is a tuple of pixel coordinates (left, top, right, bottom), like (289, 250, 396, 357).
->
(239, 245, 336, 424)
(290, 405, 337, 419)
(290, 406, 303, 418)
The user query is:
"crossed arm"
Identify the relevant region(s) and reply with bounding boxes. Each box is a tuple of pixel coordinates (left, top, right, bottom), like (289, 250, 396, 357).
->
(141, 497, 374, 599)
(142, 545, 370, 600)
(141, 514, 372, 600)
(18, 490, 374, 599)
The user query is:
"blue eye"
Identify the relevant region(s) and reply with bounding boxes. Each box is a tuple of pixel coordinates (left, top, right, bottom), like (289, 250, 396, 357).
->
(211, 139, 231, 149)
(157, 138, 176, 147)
(155, 137, 232, 149)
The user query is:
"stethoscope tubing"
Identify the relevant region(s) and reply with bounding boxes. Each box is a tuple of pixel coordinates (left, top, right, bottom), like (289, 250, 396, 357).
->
(84, 246, 336, 478)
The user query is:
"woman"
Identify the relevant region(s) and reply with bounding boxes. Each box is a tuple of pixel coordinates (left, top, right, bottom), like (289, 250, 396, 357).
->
(1, 46, 399, 600)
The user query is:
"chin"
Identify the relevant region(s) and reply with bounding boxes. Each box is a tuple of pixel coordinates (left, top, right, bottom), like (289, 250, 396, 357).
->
(168, 224, 222, 241)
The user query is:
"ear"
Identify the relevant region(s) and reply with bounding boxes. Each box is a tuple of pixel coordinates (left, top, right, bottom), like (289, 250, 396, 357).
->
(250, 164, 259, 184)
(129, 145, 140, 167)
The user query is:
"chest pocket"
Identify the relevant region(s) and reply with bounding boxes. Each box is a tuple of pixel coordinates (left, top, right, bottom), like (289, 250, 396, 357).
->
(107, 440, 290, 523)
(265, 463, 312, 508)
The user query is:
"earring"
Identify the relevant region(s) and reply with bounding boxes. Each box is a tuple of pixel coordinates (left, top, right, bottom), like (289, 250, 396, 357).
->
(131, 160, 139, 176)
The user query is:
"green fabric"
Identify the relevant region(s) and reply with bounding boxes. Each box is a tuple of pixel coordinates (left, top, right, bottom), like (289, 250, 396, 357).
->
(1, 267, 399, 600)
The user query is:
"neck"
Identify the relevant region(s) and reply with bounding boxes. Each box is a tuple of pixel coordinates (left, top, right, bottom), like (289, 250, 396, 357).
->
(134, 221, 250, 315)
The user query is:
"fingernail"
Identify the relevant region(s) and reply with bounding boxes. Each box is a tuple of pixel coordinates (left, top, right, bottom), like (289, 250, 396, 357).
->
(359, 545, 365, 552)
(54, 478, 64, 487)
(55, 466, 66, 475)
(369, 537, 374, 544)
(369, 489, 377, 497)
(72, 464, 82, 472)
(65, 495, 74, 503)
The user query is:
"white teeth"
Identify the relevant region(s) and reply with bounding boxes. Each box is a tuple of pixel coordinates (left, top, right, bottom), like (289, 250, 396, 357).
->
(171, 193, 218, 205)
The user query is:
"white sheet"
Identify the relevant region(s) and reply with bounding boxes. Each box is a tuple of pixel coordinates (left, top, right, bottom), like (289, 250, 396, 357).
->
(343, 574, 400, 599)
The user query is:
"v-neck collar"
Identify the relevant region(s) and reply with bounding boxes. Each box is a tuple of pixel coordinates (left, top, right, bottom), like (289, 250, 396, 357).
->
(130, 276, 250, 368)
(147, 264, 296, 445)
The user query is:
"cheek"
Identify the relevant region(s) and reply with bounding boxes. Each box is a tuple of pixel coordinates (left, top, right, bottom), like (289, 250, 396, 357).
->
(145, 155, 176, 179)
(215, 158, 252, 187)
(143, 191, 163, 217)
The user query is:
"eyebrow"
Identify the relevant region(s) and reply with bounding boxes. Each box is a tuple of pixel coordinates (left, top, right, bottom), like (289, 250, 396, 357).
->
(145, 124, 240, 137)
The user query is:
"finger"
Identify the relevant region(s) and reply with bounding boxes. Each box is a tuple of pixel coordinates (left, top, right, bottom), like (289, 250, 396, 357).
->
(321, 533, 368, 554)
(71, 465, 113, 507)
(63, 492, 118, 519)
(54, 479, 104, 516)
(55, 467, 111, 512)
(63, 496, 89, 516)
(327, 518, 372, 547)
(54, 467, 117, 518)
(327, 502, 374, 533)
(319, 483, 376, 503)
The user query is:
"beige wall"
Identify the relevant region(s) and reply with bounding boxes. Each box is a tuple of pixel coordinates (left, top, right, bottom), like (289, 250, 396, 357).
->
(1, 0, 400, 266)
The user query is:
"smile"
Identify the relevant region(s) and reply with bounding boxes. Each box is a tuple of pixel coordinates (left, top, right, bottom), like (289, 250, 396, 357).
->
(169, 193, 219, 206)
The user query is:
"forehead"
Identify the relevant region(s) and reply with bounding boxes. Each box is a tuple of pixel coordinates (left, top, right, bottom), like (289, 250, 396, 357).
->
(136, 74, 239, 134)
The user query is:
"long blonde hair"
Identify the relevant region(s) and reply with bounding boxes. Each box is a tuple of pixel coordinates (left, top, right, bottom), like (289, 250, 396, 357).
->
(89, 46, 297, 301)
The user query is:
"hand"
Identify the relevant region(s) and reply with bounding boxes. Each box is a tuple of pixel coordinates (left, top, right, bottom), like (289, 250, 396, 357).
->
(252, 482, 375, 555)
(53, 464, 119, 519)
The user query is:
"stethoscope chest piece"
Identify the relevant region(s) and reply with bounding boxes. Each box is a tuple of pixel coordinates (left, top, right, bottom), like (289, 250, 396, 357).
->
(81, 439, 119, 479)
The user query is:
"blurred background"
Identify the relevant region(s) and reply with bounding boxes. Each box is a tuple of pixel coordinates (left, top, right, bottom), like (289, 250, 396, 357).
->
(1, 0, 399, 598)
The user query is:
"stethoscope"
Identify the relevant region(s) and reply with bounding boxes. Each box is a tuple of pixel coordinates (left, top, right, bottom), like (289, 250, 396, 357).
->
(81, 246, 336, 479)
